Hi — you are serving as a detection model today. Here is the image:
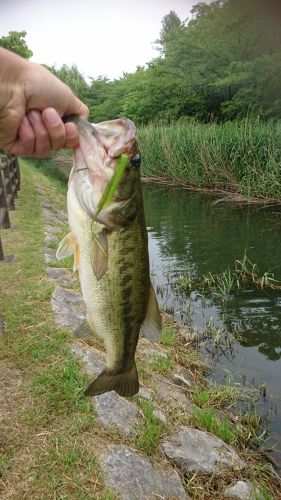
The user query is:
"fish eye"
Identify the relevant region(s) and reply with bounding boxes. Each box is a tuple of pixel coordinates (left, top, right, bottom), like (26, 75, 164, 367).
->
(131, 153, 141, 168)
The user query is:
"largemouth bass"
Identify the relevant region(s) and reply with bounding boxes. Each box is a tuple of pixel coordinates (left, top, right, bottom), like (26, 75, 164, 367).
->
(56, 117, 162, 397)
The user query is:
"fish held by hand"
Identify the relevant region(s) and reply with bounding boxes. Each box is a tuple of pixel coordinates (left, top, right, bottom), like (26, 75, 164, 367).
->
(57, 116, 162, 397)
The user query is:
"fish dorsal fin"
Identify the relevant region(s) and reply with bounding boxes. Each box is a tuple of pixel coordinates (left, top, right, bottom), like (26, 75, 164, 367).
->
(56, 232, 80, 272)
(141, 285, 162, 342)
(90, 229, 108, 280)
(74, 319, 96, 339)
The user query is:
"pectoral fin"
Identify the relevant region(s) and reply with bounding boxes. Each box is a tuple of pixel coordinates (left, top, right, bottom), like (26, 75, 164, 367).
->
(74, 319, 96, 339)
(56, 232, 76, 260)
(90, 229, 108, 280)
(56, 232, 80, 272)
(141, 285, 162, 342)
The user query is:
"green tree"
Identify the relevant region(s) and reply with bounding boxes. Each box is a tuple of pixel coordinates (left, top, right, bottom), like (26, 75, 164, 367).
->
(61, 0, 281, 124)
(50, 64, 88, 101)
(0, 31, 33, 58)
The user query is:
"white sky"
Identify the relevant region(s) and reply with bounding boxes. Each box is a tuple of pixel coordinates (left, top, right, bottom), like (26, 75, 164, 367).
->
(0, 0, 204, 80)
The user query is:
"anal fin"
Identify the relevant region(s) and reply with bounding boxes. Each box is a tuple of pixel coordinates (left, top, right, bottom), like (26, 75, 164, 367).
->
(141, 285, 162, 342)
(74, 319, 96, 339)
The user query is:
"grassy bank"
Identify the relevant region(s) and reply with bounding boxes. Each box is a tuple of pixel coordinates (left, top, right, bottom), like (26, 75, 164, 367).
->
(1, 159, 280, 498)
(0, 161, 115, 498)
(138, 119, 281, 203)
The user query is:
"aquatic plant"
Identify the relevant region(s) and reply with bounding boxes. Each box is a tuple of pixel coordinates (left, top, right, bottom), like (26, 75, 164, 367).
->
(174, 253, 281, 301)
(138, 119, 281, 203)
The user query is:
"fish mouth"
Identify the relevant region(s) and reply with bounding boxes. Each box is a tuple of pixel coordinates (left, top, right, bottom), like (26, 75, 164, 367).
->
(64, 115, 137, 169)
(66, 116, 138, 216)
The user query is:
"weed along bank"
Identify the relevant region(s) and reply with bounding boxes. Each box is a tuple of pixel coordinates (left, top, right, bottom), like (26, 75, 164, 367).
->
(1, 158, 280, 498)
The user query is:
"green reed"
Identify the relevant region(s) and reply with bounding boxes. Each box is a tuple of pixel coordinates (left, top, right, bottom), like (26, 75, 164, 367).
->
(138, 119, 281, 202)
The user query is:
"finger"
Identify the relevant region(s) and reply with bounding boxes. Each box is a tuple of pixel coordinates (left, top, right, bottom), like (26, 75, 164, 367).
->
(28, 110, 51, 158)
(9, 116, 35, 156)
(65, 90, 89, 119)
(64, 122, 79, 149)
(42, 108, 66, 151)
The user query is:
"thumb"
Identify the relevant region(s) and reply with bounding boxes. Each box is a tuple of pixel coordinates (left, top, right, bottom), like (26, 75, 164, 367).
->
(65, 92, 89, 119)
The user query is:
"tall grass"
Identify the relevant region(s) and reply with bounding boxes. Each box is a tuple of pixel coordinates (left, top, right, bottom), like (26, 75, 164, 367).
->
(138, 119, 281, 201)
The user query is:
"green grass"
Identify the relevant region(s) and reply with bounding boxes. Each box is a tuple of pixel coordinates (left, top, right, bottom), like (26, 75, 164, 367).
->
(192, 407, 237, 445)
(1, 157, 279, 499)
(147, 353, 173, 374)
(160, 325, 177, 346)
(175, 253, 281, 302)
(138, 119, 281, 202)
(31, 155, 70, 187)
(134, 401, 164, 455)
(0, 160, 115, 498)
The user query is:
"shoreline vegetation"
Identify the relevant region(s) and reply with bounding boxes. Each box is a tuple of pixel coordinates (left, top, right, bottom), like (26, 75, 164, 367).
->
(0, 159, 280, 498)
(41, 119, 281, 206)
(138, 120, 281, 205)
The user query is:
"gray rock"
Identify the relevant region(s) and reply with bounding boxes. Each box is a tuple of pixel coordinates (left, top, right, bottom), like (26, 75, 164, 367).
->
(42, 207, 58, 218)
(153, 409, 167, 425)
(223, 481, 263, 499)
(43, 247, 57, 263)
(101, 445, 189, 499)
(71, 344, 139, 437)
(46, 267, 74, 286)
(146, 347, 168, 358)
(156, 375, 193, 412)
(42, 207, 66, 224)
(45, 224, 61, 235)
(70, 344, 106, 377)
(138, 387, 153, 400)
(39, 197, 52, 210)
(172, 369, 194, 388)
(94, 392, 139, 437)
(51, 287, 85, 328)
(162, 427, 246, 475)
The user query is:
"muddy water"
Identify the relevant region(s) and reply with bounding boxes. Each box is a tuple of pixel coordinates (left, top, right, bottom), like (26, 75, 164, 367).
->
(143, 184, 281, 465)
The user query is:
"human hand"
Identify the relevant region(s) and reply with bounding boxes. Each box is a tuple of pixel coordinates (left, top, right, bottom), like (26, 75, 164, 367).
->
(0, 48, 89, 157)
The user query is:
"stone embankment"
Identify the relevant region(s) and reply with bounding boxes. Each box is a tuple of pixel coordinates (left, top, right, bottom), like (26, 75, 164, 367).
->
(38, 184, 266, 500)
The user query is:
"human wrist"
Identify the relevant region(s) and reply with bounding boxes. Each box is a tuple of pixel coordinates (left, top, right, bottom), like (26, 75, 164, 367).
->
(0, 48, 28, 85)
(0, 48, 29, 123)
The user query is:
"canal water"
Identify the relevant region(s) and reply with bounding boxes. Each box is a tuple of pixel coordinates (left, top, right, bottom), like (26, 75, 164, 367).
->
(143, 184, 281, 465)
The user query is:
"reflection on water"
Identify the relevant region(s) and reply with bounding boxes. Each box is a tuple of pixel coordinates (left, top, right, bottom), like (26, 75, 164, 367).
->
(143, 184, 281, 461)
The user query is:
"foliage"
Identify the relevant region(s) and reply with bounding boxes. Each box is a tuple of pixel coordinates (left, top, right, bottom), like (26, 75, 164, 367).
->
(5, 0, 281, 124)
(134, 401, 164, 455)
(175, 252, 281, 301)
(138, 119, 281, 201)
(0, 30, 33, 58)
(62, 0, 281, 124)
(50, 63, 89, 101)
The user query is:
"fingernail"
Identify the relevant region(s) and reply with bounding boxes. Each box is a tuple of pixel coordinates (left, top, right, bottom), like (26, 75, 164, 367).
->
(43, 108, 61, 127)
(66, 123, 77, 139)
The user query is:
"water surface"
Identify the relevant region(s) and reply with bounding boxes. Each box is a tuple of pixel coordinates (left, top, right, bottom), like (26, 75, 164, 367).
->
(143, 184, 281, 464)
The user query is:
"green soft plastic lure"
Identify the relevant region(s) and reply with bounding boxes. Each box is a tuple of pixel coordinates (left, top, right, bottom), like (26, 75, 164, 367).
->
(94, 154, 129, 220)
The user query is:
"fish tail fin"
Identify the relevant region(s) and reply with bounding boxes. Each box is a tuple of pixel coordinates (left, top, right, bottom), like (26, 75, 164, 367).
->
(84, 362, 139, 397)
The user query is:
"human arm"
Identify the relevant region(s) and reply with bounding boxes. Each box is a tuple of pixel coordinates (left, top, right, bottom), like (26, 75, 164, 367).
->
(0, 48, 89, 157)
